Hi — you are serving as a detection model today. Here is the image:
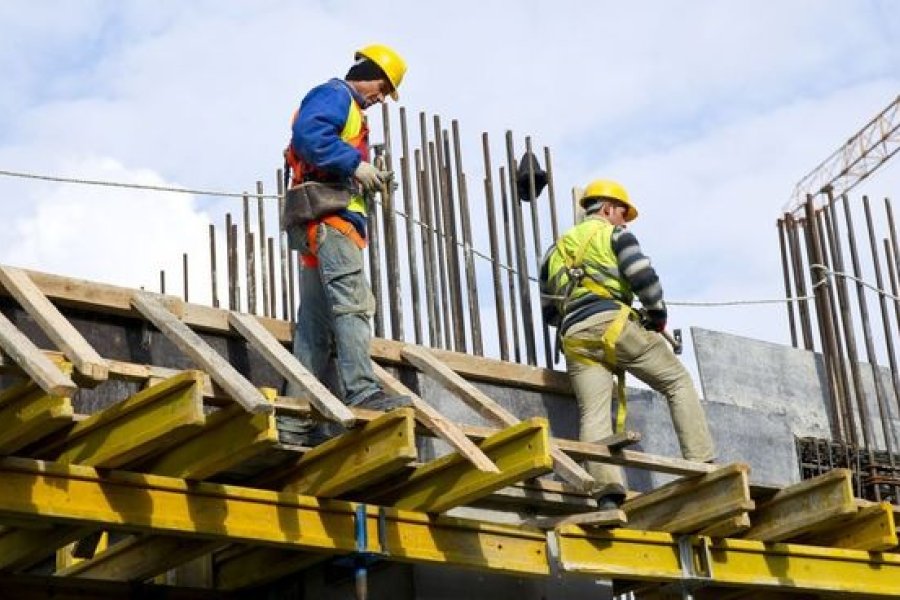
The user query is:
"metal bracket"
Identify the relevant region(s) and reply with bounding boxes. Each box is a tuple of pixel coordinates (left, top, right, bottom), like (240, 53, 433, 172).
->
(657, 535, 714, 599)
(545, 530, 562, 581)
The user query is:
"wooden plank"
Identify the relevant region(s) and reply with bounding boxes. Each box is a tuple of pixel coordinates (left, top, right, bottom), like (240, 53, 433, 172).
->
(623, 463, 754, 534)
(400, 344, 595, 491)
(227, 311, 355, 426)
(526, 509, 626, 530)
(742, 468, 858, 542)
(0, 266, 109, 383)
(0, 310, 77, 396)
(799, 502, 898, 551)
(131, 292, 272, 415)
(279, 408, 418, 498)
(35, 370, 206, 469)
(0, 379, 74, 454)
(372, 418, 554, 513)
(699, 514, 752, 538)
(373, 362, 499, 473)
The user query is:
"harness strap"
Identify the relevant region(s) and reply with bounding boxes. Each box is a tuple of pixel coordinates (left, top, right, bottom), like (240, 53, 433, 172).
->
(300, 215, 367, 268)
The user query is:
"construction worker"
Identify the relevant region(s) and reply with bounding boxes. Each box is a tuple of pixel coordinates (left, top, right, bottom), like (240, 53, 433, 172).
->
(283, 44, 411, 436)
(539, 179, 715, 509)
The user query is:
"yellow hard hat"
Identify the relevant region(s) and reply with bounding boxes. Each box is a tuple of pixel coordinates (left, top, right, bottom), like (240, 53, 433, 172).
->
(580, 179, 638, 222)
(355, 44, 407, 100)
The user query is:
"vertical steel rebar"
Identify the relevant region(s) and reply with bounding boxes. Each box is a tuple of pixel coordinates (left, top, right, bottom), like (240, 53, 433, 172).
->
(885, 198, 900, 345)
(482, 133, 509, 361)
(226, 213, 235, 310)
(435, 119, 466, 351)
(428, 141, 452, 349)
(368, 147, 385, 339)
(231, 222, 240, 311)
(182, 253, 189, 303)
(257, 181, 269, 318)
(209, 224, 219, 309)
(267, 236, 276, 319)
(822, 197, 860, 445)
(452, 120, 482, 356)
(786, 213, 815, 350)
(505, 131, 537, 365)
(883, 238, 900, 417)
(243, 194, 256, 314)
(525, 137, 553, 367)
(380, 104, 403, 341)
(802, 196, 845, 441)
(499, 166, 522, 363)
(399, 107, 423, 345)
(277, 168, 289, 321)
(860, 195, 900, 473)
(777, 218, 798, 348)
(839, 194, 881, 493)
(415, 149, 440, 347)
(288, 248, 297, 323)
(160, 270, 165, 295)
(544, 146, 560, 241)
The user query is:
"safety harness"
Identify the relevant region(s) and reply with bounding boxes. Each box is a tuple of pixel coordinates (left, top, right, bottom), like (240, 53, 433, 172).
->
(550, 220, 636, 432)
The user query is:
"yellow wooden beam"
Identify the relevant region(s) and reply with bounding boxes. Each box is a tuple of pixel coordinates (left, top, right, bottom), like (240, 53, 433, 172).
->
(57, 535, 223, 581)
(0, 524, 93, 571)
(36, 370, 206, 468)
(0, 457, 550, 577)
(376, 417, 554, 513)
(0, 379, 73, 454)
(742, 469, 857, 542)
(624, 463, 754, 533)
(144, 388, 278, 480)
(280, 407, 418, 498)
(214, 546, 325, 590)
(556, 527, 900, 597)
(799, 502, 898, 551)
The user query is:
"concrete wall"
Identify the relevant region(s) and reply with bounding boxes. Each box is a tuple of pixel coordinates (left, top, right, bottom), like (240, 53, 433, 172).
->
(693, 327, 900, 452)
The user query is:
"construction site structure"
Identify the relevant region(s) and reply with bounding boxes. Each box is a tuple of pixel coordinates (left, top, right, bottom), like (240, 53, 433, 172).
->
(0, 266, 898, 599)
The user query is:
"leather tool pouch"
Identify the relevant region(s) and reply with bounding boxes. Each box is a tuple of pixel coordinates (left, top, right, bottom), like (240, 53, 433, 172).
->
(283, 182, 351, 229)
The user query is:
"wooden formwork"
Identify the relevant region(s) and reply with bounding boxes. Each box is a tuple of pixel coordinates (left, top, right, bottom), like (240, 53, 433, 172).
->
(0, 266, 898, 599)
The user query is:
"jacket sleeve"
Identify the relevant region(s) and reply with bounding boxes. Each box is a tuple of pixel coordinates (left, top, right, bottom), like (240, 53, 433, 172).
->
(291, 82, 362, 178)
(611, 228, 666, 315)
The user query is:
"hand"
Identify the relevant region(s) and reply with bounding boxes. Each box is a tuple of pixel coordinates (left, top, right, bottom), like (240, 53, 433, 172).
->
(354, 161, 392, 192)
(642, 308, 667, 333)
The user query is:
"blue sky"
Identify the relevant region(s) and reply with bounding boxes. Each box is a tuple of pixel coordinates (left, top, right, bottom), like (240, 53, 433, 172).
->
(0, 1, 898, 380)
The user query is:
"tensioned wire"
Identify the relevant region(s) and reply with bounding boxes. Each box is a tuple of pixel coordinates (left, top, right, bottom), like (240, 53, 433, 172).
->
(1, 168, 887, 308)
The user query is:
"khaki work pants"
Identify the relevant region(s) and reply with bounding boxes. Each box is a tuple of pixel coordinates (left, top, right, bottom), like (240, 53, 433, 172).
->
(564, 310, 715, 496)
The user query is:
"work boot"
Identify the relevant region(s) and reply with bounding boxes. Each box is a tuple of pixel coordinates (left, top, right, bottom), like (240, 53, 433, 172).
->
(276, 415, 332, 447)
(593, 483, 627, 511)
(352, 390, 413, 412)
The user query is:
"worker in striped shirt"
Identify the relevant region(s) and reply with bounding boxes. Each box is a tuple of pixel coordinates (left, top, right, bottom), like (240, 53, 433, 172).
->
(540, 179, 715, 510)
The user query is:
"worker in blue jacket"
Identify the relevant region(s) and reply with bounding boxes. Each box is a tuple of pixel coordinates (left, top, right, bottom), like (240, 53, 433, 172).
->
(283, 45, 410, 441)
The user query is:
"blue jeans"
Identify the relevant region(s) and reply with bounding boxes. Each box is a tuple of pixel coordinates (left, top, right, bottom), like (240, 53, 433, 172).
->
(290, 222, 380, 406)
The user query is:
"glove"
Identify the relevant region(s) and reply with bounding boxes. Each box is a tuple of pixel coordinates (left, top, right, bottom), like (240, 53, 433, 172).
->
(642, 308, 667, 333)
(354, 161, 392, 192)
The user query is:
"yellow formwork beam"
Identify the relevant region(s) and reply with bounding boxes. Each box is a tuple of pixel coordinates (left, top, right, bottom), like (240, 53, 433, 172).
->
(214, 546, 325, 590)
(280, 407, 418, 497)
(144, 388, 278, 480)
(379, 417, 554, 513)
(0, 456, 550, 576)
(556, 527, 900, 597)
(0, 524, 93, 571)
(37, 370, 206, 468)
(0, 378, 73, 454)
(800, 502, 898, 551)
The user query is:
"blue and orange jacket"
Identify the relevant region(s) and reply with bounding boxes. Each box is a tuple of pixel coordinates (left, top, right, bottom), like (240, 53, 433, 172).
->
(286, 78, 369, 238)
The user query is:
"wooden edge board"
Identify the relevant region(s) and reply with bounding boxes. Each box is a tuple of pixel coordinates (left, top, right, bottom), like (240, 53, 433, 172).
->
(400, 344, 595, 491)
(372, 362, 500, 473)
(0, 310, 77, 396)
(130, 292, 272, 415)
(0, 265, 109, 383)
(227, 311, 354, 426)
(525, 509, 627, 530)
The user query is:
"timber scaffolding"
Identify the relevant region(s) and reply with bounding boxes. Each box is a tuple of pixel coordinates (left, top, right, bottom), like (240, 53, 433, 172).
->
(0, 266, 898, 599)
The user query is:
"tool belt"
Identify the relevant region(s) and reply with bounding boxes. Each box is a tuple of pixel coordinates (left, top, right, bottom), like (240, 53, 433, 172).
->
(282, 181, 352, 233)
